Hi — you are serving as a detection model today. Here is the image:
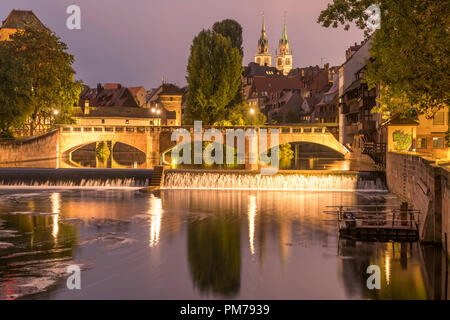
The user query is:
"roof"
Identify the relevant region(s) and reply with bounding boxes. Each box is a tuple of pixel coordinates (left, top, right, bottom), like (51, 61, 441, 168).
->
(243, 62, 282, 78)
(128, 86, 145, 96)
(342, 78, 362, 96)
(159, 83, 184, 95)
(382, 117, 419, 127)
(251, 77, 303, 93)
(1, 10, 46, 30)
(80, 84, 140, 108)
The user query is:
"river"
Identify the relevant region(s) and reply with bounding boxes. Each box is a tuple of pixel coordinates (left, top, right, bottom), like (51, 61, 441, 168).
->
(0, 174, 447, 299)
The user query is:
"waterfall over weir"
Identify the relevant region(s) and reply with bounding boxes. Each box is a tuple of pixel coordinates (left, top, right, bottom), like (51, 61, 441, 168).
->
(0, 169, 151, 188)
(163, 171, 387, 192)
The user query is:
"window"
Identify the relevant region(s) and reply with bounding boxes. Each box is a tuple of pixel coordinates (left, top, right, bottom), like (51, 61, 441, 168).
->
(416, 137, 427, 149)
(432, 137, 444, 148)
(433, 112, 445, 125)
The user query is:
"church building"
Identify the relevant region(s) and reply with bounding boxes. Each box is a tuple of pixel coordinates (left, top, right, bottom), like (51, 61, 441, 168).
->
(253, 13, 293, 76)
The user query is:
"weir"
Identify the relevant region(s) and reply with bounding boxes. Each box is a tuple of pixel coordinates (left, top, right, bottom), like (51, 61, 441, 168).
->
(162, 171, 387, 192)
(0, 168, 152, 188)
(0, 168, 387, 191)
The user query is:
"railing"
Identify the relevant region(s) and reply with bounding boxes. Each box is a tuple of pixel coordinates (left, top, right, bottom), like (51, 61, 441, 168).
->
(57, 124, 339, 135)
(326, 205, 420, 231)
(362, 141, 386, 168)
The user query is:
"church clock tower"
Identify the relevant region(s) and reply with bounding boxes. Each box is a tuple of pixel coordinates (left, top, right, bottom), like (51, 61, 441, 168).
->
(254, 12, 272, 67)
(276, 14, 293, 75)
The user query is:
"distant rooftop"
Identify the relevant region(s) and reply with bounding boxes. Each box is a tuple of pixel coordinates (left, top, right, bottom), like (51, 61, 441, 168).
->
(1, 10, 46, 30)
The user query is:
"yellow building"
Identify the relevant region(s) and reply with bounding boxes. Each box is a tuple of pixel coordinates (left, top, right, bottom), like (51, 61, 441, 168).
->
(72, 102, 161, 127)
(386, 107, 449, 160)
(416, 108, 449, 159)
(0, 10, 46, 42)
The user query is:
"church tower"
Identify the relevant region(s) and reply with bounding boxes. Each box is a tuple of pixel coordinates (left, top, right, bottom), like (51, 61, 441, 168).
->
(276, 14, 293, 75)
(254, 12, 272, 67)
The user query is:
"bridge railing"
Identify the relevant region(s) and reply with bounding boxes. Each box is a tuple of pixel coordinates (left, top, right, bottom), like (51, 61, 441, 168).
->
(57, 124, 339, 135)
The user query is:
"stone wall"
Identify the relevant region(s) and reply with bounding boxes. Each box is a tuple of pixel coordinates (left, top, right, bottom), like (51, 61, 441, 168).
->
(386, 152, 450, 258)
(0, 130, 59, 168)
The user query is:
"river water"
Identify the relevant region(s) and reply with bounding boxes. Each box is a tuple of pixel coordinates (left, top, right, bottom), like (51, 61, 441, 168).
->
(0, 184, 448, 299)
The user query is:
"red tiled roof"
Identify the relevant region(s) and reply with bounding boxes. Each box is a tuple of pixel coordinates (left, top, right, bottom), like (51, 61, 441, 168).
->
(252, 77, 303, 93)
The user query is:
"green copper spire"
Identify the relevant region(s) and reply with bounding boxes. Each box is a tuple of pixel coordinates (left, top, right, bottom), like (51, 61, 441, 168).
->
(258, 11, 269, 53)
(280, 12, 289, 45)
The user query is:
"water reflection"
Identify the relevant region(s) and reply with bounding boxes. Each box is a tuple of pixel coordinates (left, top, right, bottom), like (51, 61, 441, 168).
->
(248, 195, 257, 255)
(187, 208, 241, 297)
(0, 189, 448, 299)
(148, 195, 162, 248)
(51, 193, 61, 241)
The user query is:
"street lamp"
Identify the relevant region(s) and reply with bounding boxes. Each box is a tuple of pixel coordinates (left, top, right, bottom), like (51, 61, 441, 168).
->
(53, 110, 59, 116)
(249, 108, 256, 126)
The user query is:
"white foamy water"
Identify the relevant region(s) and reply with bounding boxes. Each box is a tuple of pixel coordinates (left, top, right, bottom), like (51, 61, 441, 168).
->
(163, 172, 387, 192)
(0, 178, 148, 189)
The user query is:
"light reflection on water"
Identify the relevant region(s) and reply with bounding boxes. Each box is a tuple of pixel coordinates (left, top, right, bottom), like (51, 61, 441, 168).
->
(0, 189, 448, 299)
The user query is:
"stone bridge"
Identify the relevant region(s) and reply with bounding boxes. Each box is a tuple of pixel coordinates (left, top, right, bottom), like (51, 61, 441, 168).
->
(0, 124, 349, 168)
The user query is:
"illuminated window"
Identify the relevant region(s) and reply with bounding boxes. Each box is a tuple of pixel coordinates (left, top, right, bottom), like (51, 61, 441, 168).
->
(432, 137, 444, 148)
(433, 112, 445, 125)
(416, 137, 427, 149)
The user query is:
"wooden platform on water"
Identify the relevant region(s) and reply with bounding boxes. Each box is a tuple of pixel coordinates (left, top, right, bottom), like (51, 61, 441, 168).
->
(326, 205, 420, 242)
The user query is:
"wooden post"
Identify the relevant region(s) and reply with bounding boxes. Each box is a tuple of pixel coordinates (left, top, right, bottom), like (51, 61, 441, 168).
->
(400, 202, 408, 226)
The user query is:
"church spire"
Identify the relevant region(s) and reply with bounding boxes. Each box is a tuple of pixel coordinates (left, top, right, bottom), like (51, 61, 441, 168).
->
(276, 12, 292, 75)
(254, 11, 272, 67)
(258, 11, 269, 54)
(280, 12, 289, 45)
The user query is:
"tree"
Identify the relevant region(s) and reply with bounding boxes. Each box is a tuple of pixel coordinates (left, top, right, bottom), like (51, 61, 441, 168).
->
(186, 30, 242, 124)
(212, 19, 243, 57)
(213, 19, 244, 107)
(318, 0, 449, 117)
(7, 27, 83, 135)
(0, 45, 32, 137)
(226, 102, 266, 126)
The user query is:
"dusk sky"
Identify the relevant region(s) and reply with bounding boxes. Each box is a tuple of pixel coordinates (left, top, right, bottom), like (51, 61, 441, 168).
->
(1, 0, 364, 89)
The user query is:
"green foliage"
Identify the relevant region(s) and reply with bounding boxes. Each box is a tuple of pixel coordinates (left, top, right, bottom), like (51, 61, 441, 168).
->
(279, 143, 294, 161)
(215, 102, 266, 126)
(212, 19, 243, 57)
(0, 44, 32, 137)
(212, 19, 244, 107)
(318, 0, 450, 117)
(7, 27, 83, 135)
(186, 29, 242, 124)
(96, 142, 110, 162)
